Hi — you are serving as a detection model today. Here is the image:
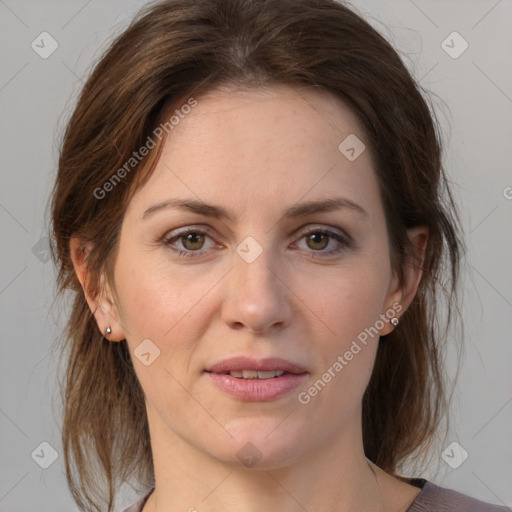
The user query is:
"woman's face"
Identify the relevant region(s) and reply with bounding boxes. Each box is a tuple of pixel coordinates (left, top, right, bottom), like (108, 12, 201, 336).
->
(106, 84, 408, 468)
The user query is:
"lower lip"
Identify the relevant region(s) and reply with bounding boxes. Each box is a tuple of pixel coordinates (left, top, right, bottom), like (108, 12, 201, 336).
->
(205, 371, 309, 401)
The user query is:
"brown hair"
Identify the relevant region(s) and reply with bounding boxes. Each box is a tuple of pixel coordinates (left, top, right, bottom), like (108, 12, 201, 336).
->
(49, 0, 464, 510)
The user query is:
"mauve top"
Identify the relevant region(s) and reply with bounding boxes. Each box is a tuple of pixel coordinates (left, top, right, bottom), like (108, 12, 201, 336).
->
(121, 477, 512, 512)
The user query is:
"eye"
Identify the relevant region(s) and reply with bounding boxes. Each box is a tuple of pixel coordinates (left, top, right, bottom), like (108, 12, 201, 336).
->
(294, 227, 350, 257)
(162, 225, 351, 259)
(163, 228, 216, 258)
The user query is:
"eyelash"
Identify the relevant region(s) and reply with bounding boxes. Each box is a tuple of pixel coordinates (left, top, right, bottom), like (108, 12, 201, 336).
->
(162, 226, 351, 259)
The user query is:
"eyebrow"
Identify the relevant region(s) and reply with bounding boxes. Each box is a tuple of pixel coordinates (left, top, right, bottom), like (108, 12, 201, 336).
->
(142, 197, 368, 221)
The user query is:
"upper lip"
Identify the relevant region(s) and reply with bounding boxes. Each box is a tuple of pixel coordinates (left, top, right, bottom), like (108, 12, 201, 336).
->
(205, 357, 308, 375)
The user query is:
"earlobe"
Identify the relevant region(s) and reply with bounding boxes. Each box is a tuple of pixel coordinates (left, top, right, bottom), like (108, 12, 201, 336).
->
(69, 237, 125, 342)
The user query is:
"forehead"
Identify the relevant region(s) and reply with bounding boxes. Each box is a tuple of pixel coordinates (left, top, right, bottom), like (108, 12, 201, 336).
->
(174, 83, 368, 155)
(125, 84, 381, 224)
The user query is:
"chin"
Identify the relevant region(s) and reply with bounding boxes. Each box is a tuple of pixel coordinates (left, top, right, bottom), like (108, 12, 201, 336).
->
(207, 422, 307, 470)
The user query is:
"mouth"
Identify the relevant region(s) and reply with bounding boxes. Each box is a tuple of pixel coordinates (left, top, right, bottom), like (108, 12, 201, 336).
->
(205, 369, 298, 379)
(204, 356, 308, 377)
(204, 357, 309, 401)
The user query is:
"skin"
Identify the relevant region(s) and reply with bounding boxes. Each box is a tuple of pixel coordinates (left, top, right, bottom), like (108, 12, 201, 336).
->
(71, 84, 428, 512)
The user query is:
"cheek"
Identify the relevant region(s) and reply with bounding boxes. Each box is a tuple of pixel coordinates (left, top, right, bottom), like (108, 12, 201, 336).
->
(294, 264, 388, 399)
(114, 250, 190, 333)
(300, 266, 388, 343)
(113, 258, 215, 396)
(114, 252, 225, 360)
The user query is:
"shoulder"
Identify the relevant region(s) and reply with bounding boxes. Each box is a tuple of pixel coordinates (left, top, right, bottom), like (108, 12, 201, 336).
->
(407, 478, 512, 512)
(120, 481, 512, 512)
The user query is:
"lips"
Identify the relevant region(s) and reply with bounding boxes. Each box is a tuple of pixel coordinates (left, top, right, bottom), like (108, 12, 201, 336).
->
(205, 357, 309, 401)
(205, 357, 308, 376)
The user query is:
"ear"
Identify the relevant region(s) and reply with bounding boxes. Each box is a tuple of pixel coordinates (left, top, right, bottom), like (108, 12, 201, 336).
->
(69, 236, 125, 342)
(380, 226, 429, 336)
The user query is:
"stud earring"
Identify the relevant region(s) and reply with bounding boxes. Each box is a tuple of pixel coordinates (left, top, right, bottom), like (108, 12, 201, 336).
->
(104, 326, 112, 336)
(390, 317, 399, 326)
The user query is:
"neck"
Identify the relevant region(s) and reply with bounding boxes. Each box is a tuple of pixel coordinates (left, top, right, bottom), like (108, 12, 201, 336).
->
(142, 405, 391, 512)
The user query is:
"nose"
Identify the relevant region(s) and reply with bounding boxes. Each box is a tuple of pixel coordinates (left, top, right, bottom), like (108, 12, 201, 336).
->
(220, 242, 293, 335)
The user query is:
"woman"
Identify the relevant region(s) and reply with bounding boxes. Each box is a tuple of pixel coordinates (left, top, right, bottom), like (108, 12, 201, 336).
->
(49, 0, 511, 511)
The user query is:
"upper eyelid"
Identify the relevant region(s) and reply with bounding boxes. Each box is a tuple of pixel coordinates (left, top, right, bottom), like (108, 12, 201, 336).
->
(163, 225, 216, 243)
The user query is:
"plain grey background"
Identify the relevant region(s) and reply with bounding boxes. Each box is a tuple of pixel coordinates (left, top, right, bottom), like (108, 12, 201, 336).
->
(0, 0, 511, 511)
